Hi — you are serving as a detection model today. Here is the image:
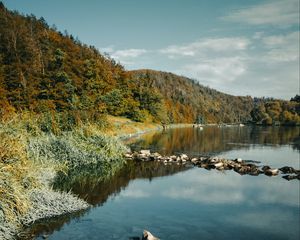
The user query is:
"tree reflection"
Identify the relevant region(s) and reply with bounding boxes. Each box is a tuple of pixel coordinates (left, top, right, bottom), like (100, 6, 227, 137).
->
(21, 161, 188, 239)
(129, 126, 300, 155)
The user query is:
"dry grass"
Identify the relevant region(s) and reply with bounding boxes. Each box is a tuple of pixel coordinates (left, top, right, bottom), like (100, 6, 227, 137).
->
(0, 113, 131, 239)
(0, 131, 33, 223)
(104, 115, 162, 137)
(0, 128, 41, 239)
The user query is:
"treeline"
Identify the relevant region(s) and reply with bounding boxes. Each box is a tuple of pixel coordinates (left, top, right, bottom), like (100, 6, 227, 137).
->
(130, 70, 254, 123)
(250, 96, 300, 126)
(0, 2, 299, 126)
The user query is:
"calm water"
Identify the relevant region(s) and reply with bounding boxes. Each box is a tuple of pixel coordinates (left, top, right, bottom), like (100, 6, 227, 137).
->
(25, 126, 300, 240)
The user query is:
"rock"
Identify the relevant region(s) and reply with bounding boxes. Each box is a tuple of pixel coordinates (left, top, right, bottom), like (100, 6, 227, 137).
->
(138, 154, 148, 160)
(143, 230, 160, 240)
(210, 157, 219, 163)
(249, 169, 263, 176)
(279, 166, 295, 174)
(180, 154, 189, 160)
(124, 153, 133, 158)
(262, 166, 279, 176)
(140, 150, 151, 155)
(127, 151, 298, 182)
(214, 162, 223, 168)
(262, 166, 271, 171)
(234, 166, 248, 175)
(282, 174, 300, 181)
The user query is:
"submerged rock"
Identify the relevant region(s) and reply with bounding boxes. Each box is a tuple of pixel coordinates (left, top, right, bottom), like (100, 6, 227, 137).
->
(282, 174, 300, 181)
(262, 166, 279, 176)
(279, 166, 296, 174)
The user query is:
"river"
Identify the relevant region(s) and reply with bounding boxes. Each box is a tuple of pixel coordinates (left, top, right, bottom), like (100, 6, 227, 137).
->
(23, 126, 300, 240)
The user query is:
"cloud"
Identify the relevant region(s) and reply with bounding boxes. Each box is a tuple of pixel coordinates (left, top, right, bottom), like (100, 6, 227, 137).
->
(100, 46, 115, 53)
(252, 32, 264, 40)
(164, 186, 244, 204)
(222, 0, 299, 26)
(120, 188, 150, 198)
(261, 31, 299, 62)
(179, 57, 247, 84)
(160, 37, 250, 58)
(160, 168, 299, 207)
(100, 47, 148, 66)
(99, 30, 298, 99)
(111, 48, 148, 59)
(262, 31, 299, 47)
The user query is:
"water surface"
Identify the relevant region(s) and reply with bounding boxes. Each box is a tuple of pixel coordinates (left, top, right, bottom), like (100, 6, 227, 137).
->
(25, 126, 300, 240)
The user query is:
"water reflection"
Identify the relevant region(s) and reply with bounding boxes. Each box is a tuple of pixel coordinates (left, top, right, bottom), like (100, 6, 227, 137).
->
(22, 126, 300, 240)
(128, 126, 300, 155)
(21, 161, 188, 238)
(31, 167, 299, 240)
(54, 161, 188, 205)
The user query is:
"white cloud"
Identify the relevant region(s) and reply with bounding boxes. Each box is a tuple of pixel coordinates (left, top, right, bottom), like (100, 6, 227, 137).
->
(100, 46, 115, 53)
(262, 31, 299, 47)
(160, 170, 247, 204)
(261, 31, 299, 62)
(223, 0, 299, 26)
(120, 188, 150, 198)
(111, 48, 148, 59)
(179, 57, 247, 84)
(164, 186, 244, 204)
(160, 168, 299, 207)
(252, 32, 264, 40)
(160, 37, 251, 58)
(101, 48, 148, 66)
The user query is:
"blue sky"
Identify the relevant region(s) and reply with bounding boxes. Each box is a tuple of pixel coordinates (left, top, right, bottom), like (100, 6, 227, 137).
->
(2, 0, 299, 99)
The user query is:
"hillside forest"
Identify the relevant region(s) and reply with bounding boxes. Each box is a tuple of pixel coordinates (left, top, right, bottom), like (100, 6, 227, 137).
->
(0, 3, 299, 127)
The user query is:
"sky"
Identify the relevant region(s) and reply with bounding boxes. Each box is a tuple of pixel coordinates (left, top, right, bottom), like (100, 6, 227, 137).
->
(2, 0, 299, 99)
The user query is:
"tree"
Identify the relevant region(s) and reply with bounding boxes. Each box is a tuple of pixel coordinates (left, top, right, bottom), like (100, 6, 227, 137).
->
(290, 95, 300, 103)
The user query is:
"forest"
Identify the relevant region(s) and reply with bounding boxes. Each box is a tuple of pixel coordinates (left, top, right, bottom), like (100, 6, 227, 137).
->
(0, 2, 299, 127)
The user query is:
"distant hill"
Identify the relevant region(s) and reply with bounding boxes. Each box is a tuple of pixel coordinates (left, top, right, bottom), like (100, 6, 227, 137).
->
(0, 2, 299, 125)
(130, 69, 254, 123)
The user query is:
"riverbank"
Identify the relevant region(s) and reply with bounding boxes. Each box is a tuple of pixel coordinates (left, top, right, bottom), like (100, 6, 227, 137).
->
(0, 114, 128, 239)
(0, 115, 256, 239)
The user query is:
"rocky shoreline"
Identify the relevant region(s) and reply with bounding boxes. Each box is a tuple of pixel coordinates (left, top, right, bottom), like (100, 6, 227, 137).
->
(125, 150, 300, 181)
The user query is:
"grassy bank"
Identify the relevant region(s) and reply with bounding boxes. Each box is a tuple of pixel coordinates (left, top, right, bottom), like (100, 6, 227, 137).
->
(105, 115, 194, 139)
(0, 113, 128, 239)
(0, 113, 194, 239)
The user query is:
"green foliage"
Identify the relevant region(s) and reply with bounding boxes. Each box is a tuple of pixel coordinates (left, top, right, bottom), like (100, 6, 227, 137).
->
(290, 94, 300, 103)
(101, 89, 125, 115)
(251, 99, 300, 126)
(131, 70, 254, 123)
